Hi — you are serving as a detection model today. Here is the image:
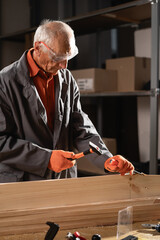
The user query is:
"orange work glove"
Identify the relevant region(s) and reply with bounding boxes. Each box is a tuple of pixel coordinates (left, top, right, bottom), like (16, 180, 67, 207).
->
(48, 150, 76, 173)
(104, 155, 134, 176)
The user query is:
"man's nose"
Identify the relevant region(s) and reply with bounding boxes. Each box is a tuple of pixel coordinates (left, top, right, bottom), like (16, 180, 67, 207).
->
(59, 60, 68, 69)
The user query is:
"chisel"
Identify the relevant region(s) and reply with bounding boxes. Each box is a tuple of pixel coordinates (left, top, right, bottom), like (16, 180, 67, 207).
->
(108, 159, 146, 175)
(142, 223, 160, 232)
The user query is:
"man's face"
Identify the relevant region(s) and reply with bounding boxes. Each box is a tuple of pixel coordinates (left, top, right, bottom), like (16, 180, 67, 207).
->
(34, 34, 76, 75)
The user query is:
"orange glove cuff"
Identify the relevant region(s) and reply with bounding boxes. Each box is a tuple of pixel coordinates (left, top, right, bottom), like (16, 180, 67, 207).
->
(48, 150, 76, 173)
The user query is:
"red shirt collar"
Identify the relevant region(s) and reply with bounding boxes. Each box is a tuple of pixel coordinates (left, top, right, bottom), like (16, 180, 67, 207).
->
(27, 48, 40, 77)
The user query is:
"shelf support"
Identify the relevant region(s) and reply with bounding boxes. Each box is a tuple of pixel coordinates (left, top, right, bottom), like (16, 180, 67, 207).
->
(149, 0, 160, 174)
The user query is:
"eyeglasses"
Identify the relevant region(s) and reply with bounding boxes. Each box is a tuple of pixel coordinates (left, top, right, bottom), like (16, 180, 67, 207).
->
(39, 41, 78, 62)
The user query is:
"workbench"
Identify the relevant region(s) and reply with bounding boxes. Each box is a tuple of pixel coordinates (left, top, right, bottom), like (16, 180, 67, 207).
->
(0, 175, 160, 239)
(1, 222, 160, 239)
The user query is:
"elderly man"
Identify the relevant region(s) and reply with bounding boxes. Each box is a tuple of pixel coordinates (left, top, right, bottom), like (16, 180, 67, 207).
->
(0, 20, 134, 182)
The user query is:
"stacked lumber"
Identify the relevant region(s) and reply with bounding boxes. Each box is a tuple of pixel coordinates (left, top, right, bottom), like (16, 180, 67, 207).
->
(0, 175, 160, 236)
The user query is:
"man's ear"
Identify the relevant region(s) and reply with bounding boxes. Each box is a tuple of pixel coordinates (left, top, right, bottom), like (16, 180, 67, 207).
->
(34, 42, 41, 57)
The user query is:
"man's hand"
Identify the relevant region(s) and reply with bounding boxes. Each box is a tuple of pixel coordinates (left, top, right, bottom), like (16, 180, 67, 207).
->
(104, 155, 134, 176)
(48, 150, 76, 173)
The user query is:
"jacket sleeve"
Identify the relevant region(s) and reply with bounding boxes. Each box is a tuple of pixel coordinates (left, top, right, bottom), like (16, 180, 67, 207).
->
(71, 76, 113, 172)
(0, 89, 51, 177)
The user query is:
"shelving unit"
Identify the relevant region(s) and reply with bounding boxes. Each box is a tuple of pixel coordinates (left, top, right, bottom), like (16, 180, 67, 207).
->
(80, 92, 151, 155)
(69, 0, 160, 174)
(0, 0, 159, 173)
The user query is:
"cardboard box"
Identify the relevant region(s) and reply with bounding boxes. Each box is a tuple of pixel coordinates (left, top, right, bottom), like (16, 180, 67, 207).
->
(106, 57, 151, 92)
(102, 137, 117, 155)
(71, 68, 117, 93)
(134, 27, 160, 79)
(134, 28, 151, 58)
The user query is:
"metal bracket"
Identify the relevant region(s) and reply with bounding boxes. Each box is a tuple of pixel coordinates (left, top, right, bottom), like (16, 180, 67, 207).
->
(151, 0, 160, 4)
(150, 88, 160, 96)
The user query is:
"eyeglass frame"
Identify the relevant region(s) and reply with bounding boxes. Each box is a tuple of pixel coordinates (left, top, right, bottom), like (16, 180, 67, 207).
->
(39, 41, 78, 63)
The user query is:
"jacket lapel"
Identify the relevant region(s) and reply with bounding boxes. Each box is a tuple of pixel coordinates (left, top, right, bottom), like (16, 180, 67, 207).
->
(16, 52, 68, 146)
(23, 83, 48, 124)
(17, 52, 51, 134)
(53, 71, 68, 148)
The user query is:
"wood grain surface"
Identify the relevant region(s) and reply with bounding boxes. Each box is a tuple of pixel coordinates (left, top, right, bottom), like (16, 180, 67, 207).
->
(0, 175, 160, 236)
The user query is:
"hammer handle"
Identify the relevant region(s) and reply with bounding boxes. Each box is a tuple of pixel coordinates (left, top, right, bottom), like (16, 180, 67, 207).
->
(73, 148, 93, 159)
(69, 148, 93, 160)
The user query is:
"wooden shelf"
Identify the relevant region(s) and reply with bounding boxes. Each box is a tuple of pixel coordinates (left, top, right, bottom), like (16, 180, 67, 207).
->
(81, 90, 151, 97)
(0, 27, 36, 42)
(0, 0, 151, 41)
(66, 0, 151, 35)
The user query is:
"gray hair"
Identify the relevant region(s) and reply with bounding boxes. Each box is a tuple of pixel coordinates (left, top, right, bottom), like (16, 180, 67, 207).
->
(33, 19, 75, 48)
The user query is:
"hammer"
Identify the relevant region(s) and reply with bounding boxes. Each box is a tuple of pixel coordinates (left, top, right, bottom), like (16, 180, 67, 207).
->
(71, 141, 103, 160)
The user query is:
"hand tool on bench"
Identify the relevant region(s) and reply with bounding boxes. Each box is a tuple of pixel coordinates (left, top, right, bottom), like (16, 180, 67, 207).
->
(142, 223, 160, 233)
(45, 222, 59, 240)
(66, 231, 87, 240)
(66, 231, 101, 240)
(121, 235, 138, 240)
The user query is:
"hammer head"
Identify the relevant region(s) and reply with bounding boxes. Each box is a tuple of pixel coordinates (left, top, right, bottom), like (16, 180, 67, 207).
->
(89, 141, 103, 155)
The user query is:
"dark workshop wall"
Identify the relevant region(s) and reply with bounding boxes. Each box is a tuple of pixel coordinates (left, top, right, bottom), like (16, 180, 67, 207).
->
(0, 0, 139, 165)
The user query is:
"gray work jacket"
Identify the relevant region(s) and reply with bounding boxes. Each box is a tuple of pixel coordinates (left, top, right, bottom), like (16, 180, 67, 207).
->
(0, 51, 112, 182)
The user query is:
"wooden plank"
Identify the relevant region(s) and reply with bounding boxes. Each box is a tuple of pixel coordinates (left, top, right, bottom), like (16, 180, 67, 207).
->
(0, 175, 131, 211)
(130, 174, 160, 199)
(0, 202, 120, 235)
(0, 197, 160, 235)
(1, 175, 160, 211)
(0, 175, 160, 236)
